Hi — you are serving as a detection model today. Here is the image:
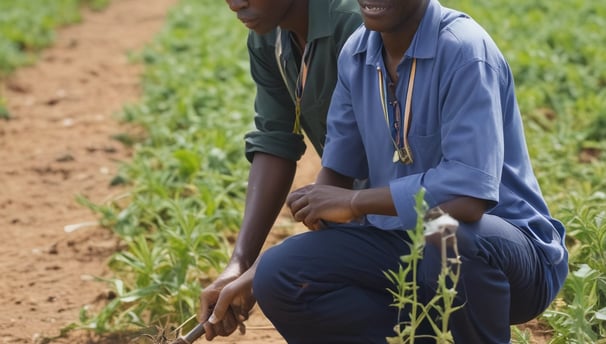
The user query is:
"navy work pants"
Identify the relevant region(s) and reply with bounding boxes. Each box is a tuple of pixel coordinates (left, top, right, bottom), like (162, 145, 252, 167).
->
(252, 215, 567, 343)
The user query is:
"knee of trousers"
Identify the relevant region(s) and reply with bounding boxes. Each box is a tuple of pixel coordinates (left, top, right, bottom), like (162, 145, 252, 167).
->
(418, 219, 512, 296)
(450, 216, 518, 270)
(252, 245, 297, 317)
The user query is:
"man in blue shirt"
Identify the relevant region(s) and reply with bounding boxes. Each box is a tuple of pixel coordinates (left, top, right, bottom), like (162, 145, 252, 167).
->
(251, 0, 569, 342)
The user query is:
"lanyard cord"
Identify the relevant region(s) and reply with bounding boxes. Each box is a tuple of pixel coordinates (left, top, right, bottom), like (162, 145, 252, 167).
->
(273, 29, 312, 135)
(274, 28, 295, 103)
(294, 44, 314, 135)
(377, 58, 417, 164)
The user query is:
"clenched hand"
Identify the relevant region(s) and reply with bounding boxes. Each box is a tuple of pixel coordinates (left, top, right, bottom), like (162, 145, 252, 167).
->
(286, 184, 361, 230)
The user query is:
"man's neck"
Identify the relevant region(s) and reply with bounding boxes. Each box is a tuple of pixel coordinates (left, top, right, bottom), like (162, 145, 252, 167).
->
(380, 0, 429, 76)
(382, 28, 419, 82)
(280, 0, 309, 47)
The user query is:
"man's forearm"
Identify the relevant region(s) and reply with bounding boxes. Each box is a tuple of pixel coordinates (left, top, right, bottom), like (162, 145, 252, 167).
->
(351, 188, 487, 222)
(315, 167, 354, 189)
(230, 152, 297, 271)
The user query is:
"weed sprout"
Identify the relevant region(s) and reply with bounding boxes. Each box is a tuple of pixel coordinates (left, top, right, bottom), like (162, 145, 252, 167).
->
(386, 190, 462, 344)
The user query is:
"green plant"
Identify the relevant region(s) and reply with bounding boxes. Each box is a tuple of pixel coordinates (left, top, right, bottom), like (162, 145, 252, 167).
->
(542, 192, 606, 343)
(74, 0, 254, 334)
(0, 95, 9, 120)
(0, 0, 111, 75)
(443, 1, 606, 341)
(68, 0, 606, 340)
(511, 326, 533, 344)
(386, 190, 462, 343)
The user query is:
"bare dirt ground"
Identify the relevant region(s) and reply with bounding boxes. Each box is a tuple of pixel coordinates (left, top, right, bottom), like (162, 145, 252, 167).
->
(0, 1, 305, 343)
(0, 0, 549, 343)
(0, 0, 177, 342)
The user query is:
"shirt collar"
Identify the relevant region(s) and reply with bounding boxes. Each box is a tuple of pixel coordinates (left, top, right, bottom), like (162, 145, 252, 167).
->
(277, 0, 331, 60)
(308, 0, 332, 40)
(355, 0, 442, 65)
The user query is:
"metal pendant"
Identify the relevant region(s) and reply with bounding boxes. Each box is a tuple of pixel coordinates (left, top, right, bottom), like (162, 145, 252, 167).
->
(392, 150, 400, 163)
(393, 148, 413, 164)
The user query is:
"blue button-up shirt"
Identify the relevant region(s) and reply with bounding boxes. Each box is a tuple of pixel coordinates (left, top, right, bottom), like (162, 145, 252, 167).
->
(322, 0, 566, 265)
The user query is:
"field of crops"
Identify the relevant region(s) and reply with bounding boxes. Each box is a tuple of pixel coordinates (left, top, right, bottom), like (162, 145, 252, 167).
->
(0, 0, 109, 118)
(447, 2, 606, 341)
(1, 0, 604, 342)
(0, 0, 108, 74)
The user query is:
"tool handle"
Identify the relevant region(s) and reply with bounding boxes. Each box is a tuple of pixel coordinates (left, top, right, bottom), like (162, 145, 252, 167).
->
(175, 322, 206, 344)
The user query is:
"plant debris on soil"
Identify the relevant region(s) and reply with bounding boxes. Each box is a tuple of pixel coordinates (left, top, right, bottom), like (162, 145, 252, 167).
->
(0, 1, 295, 343)
(0, 0, 549, 343)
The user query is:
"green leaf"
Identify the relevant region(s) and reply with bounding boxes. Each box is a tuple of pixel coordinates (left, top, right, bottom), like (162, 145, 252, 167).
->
(173, 149, 200, 178)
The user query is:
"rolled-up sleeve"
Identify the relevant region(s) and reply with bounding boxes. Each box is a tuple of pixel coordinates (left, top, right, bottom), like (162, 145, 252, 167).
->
(244, 36, 305, 162)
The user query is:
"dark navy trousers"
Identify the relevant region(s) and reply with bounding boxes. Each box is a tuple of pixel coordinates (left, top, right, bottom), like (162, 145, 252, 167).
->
(253, 215, 567, 343)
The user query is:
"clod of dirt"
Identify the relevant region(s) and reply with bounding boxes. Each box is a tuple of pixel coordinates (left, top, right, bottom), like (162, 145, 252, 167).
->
(47, 243, 59, 254)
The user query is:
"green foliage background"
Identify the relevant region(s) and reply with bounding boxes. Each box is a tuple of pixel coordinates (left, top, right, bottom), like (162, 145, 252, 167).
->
(443, 1, 606, 341)
(1, 0, 605, 341)
(0, 0, 110, 117)
(444, 0, 606, 196)
(76, 0, 255, 333)
(0, 0, 109, 75)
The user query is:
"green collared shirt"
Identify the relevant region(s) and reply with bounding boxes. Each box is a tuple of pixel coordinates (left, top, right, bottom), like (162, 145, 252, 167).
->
(244, 0, 362, 162)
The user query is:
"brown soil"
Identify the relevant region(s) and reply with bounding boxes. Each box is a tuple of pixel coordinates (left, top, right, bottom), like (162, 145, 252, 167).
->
(0, 1, 547, 343)
(0, 1, 306, 343)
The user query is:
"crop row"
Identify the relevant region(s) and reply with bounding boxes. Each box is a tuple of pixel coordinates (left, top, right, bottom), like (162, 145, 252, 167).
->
(79, 0, 606, 341)
(2, 0, 603, 341)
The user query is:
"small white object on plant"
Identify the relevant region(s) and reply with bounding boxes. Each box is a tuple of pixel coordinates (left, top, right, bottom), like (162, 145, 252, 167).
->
(423, 211, 459, 237)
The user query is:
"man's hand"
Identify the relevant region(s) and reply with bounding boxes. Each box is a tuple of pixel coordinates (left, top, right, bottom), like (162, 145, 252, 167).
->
(286, 184, 361, 230)
(199, 266, 255, 340)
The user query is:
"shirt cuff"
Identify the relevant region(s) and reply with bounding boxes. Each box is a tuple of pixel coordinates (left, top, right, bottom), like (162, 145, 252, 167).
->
(389, 174, 426, 230)
(244, 131, 306, 162)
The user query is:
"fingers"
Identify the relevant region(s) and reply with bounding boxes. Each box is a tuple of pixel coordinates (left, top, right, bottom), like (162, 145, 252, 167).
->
(199, 287, 219, 323)
(287, 185, 341, 227)
(289, 192, 317, 224)
(208, 284, 233, 324)
(286, 184, 314, 209)
(287, 194, 308, 216)
(204, 279, 252, 340)
(204, 307, 239, 340)
(230, 303, 249, 335)
(291, 200, 308, 222)
(285, 190, 300, 208)
(290, 197, 328, 230)
(291, 202, 320, 230)
(307, 219, 326, 231)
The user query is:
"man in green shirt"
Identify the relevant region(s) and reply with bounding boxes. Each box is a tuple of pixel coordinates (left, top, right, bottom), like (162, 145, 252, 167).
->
(198, 0, 362, 339)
